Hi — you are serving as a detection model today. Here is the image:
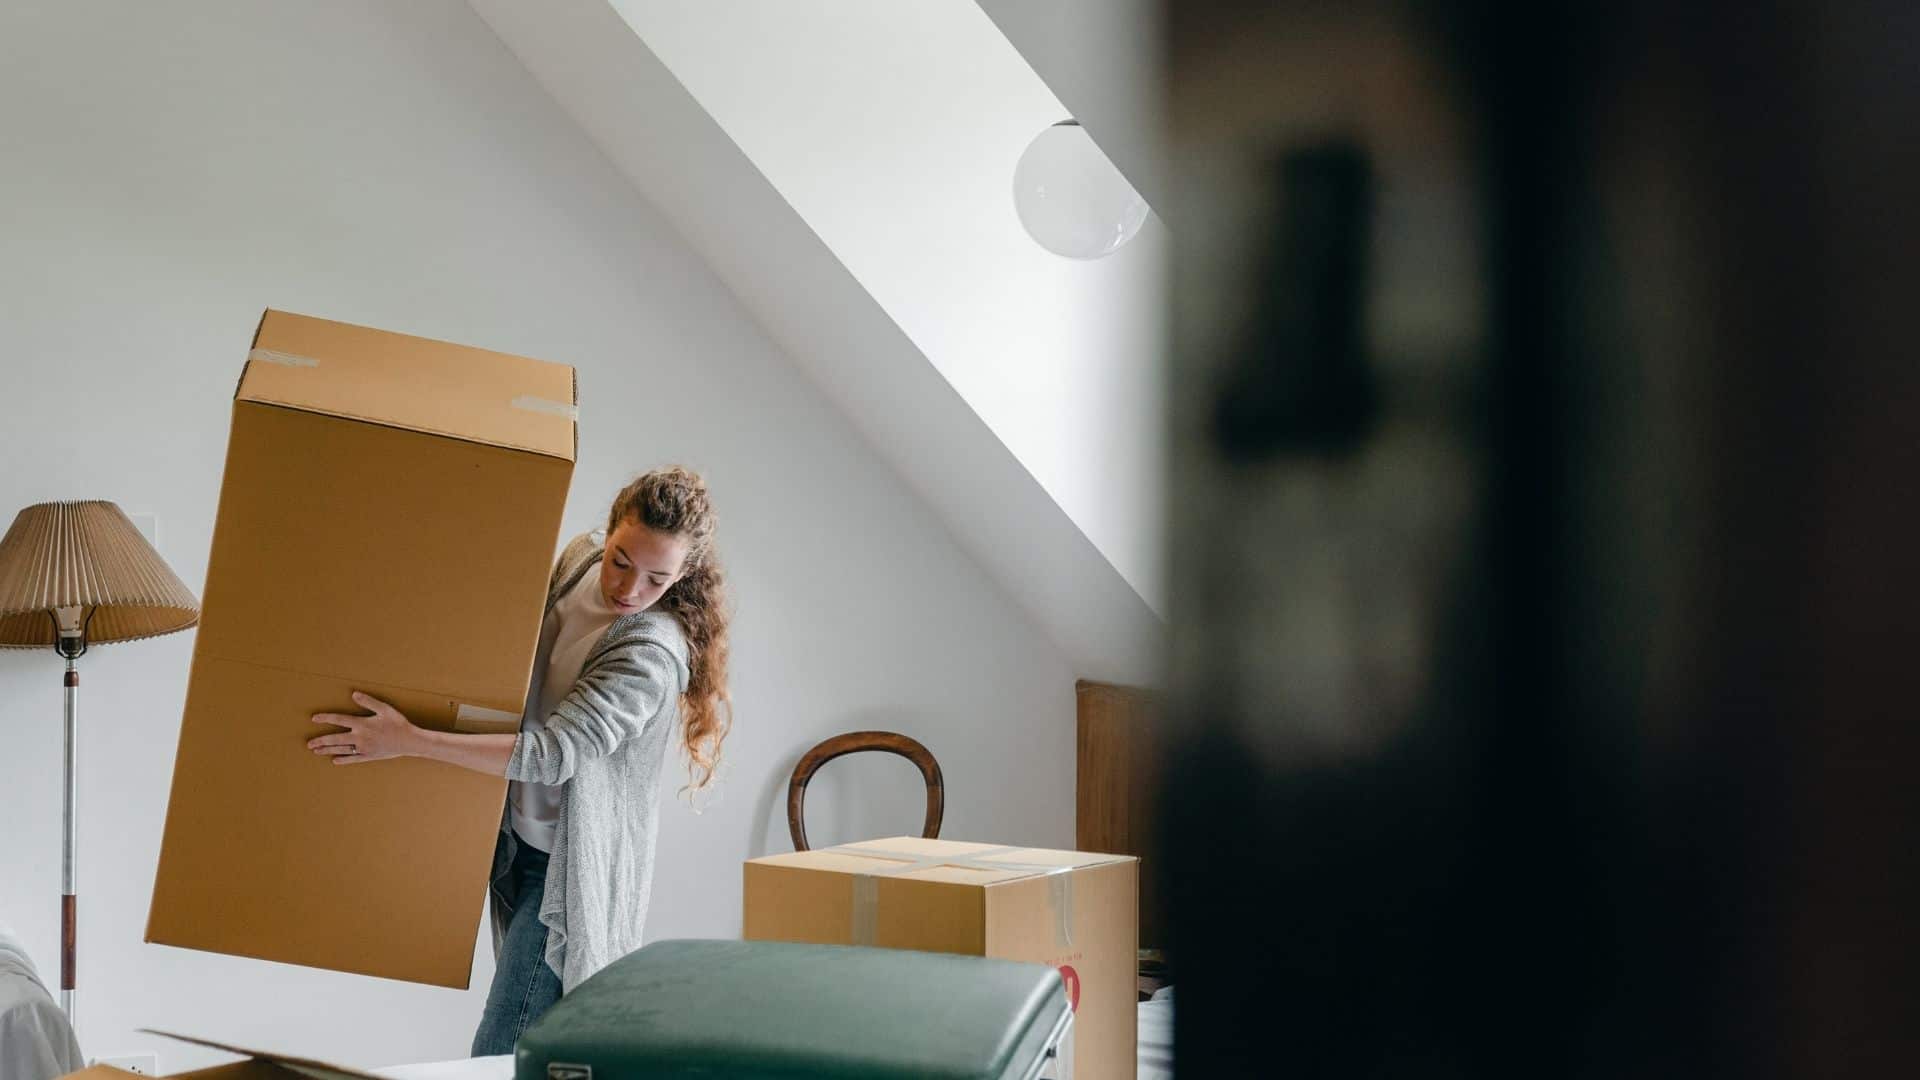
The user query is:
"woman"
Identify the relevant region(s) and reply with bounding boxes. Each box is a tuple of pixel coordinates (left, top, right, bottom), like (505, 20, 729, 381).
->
(306, 466, 731, 1054)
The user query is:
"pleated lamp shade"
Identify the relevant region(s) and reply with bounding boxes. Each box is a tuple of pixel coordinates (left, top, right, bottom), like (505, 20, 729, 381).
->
(0, 501, 201, 647)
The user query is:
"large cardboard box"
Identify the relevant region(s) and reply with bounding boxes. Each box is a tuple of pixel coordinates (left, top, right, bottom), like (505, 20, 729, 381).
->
(147, 310, 575, 987)
(744, 837, 1137, 1080)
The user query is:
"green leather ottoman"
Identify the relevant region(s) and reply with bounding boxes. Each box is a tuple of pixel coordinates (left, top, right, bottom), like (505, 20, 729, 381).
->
(514, 939, 1074, 1080)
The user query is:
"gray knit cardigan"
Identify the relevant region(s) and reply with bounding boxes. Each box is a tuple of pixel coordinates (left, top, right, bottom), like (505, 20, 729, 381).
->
(491, 530, 691, 992)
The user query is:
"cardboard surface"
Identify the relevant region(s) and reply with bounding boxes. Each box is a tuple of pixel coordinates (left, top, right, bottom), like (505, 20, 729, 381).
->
(242, 309, 575, 461)
(744, 836, 1138, 1080)
(147, 311, 575, 987)
(60, 1031, 386, 1080)
(192, 402, 568, 705)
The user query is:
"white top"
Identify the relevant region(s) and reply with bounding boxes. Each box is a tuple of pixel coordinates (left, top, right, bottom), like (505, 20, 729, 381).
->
(509, 568, 620, 852)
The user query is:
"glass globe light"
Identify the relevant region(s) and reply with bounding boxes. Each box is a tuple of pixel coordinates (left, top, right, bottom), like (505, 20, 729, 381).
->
(1013, 120, 1149, 260)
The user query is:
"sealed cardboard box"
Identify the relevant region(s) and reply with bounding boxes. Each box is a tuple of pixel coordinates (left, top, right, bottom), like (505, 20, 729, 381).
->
(744, 837, 1137, 1080)
(147, 310, 575, 987)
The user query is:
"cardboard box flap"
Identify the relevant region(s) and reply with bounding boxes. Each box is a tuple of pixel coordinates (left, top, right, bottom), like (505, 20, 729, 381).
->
(141, 1031, 386, 1080)
(751, 836, 1134, 886)
(241, 309, 575, 461)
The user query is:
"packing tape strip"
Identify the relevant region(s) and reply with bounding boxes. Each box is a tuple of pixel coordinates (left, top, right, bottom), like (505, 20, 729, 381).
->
(512, 394, 579, 420)
(1050, 873, 1073, 949)
(454, 703, 521, 733)
(835, 844, 1071, 877)
(851, 875, 881, 946)
(831, 844, 1081, 948)
(249, 348, 319, 368)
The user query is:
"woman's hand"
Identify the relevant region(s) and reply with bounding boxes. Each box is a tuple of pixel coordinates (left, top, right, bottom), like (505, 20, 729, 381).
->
(308, 692, 425, 765)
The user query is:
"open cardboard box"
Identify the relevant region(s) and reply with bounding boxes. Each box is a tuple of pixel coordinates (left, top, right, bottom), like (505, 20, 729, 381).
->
(64, 1031, 384, 1080)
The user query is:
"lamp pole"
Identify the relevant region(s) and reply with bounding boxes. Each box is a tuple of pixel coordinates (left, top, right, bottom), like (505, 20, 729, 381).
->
(60, 651, 79, 1022)
(55, 608, 85, 1025)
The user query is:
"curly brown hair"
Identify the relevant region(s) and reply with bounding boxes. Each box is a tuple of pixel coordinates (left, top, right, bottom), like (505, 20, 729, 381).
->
(609, 466, 731, 792)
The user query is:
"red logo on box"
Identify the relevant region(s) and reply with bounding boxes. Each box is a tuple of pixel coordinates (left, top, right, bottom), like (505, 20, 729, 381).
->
(1058, 964, 1082, 1011)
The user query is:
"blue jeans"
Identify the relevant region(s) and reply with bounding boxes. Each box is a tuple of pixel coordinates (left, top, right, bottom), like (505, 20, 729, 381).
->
(471, 831, 564, 1056)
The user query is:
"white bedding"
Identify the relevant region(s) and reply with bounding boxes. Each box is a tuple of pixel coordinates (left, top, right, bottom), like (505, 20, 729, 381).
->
(0, 919, 85, 1080)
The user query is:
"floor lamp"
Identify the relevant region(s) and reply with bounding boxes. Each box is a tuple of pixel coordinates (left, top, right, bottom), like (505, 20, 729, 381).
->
(0, 501, 199, 1030)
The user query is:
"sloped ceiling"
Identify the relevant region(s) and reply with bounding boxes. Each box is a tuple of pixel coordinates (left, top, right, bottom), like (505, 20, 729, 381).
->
(468, 2, 1152, 680)
(975, 0, 1165, 213)
(611, 1, 1167, 615)
(468, 0, 1164, 684)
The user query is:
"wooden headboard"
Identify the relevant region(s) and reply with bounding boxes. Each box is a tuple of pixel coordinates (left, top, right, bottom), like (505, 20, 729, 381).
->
(1075, 679, 1165, 953)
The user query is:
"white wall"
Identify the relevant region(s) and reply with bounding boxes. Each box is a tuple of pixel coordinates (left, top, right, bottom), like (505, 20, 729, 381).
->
(614, 0, 1169, 613)
(0, 0, 1077, 1071)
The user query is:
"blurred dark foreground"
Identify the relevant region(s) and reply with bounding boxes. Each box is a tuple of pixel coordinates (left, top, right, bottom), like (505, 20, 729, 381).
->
(1159, 2, 1920, 1076)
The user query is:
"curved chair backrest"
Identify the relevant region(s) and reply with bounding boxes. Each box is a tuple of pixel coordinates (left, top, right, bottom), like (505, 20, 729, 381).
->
(786, 731, 945, 852)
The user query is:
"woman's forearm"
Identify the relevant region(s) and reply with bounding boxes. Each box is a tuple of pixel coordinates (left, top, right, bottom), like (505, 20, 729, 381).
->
(411, 729, 519, 777)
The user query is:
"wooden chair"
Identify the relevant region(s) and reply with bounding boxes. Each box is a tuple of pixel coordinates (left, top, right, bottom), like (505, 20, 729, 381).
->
(786, 731, 945, 852)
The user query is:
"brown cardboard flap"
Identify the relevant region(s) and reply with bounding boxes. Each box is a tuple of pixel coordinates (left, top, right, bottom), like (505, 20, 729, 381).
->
(242, 310, 575, 462)
(140, 1032, 387, 1080)
(63, 1059, 291, 1079)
